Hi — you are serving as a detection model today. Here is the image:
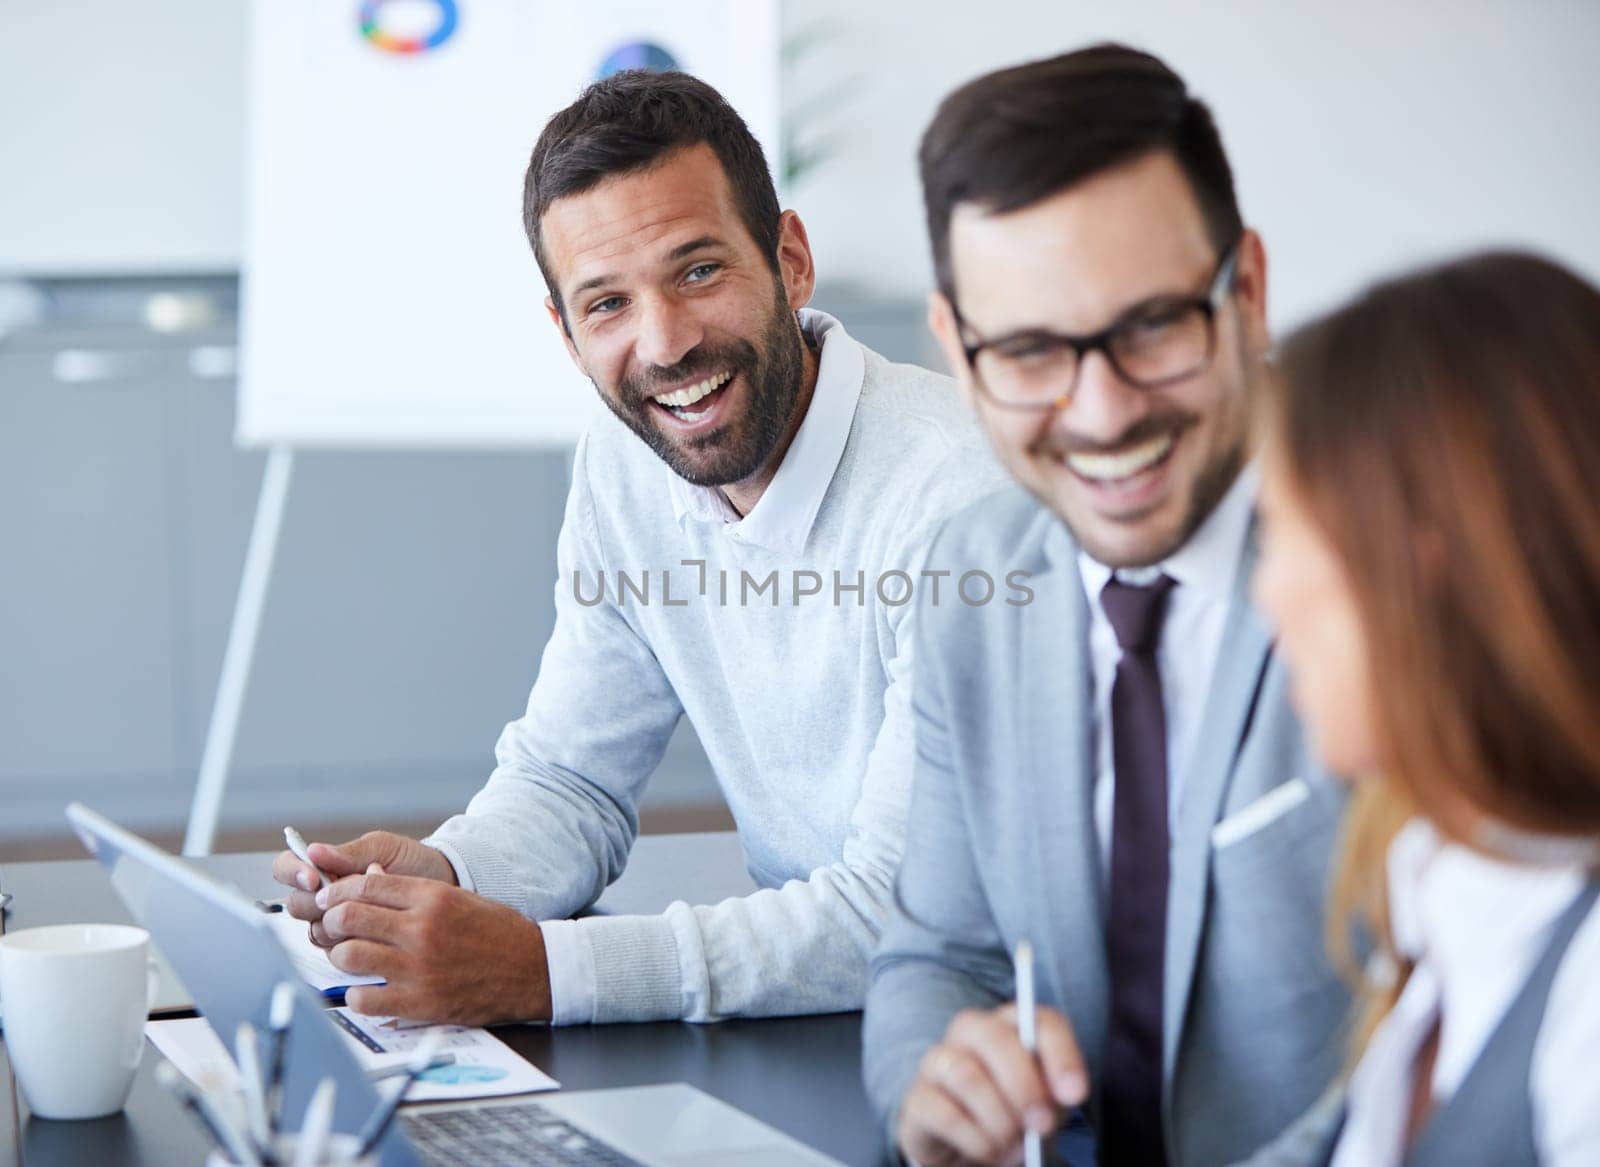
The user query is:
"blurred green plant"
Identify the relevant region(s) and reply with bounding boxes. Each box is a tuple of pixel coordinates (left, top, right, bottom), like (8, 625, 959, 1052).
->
(781, 23, 864, 191)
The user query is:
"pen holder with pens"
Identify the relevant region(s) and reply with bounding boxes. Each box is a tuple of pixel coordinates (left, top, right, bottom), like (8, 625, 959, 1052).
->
(162, 980, 439, 1167)
(207, 1133, 375, 1167)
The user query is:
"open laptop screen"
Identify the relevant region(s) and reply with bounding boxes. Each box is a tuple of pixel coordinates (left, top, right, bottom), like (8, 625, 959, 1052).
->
(66, 802, 422, 1167)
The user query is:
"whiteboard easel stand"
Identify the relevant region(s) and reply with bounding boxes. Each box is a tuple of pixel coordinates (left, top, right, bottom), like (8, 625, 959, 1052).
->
(180, 443, 578, 855)
(182, 445, 296, 855)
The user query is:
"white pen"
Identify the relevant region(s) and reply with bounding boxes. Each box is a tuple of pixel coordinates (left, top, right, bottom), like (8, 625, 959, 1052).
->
(236, 1021, 272, 1151)
(357, 1032, 443, 1155)
(368, 1052, 455, 1081)
(283, 826, 330, 891)
(1014, 940, 1043, 1167)
(292, 1077, 338, 1167)
(266, 981, 296, 1137)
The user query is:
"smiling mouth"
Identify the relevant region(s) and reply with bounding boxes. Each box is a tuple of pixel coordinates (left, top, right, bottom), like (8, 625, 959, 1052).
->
(651, 370, 733, 422)
(1063, 430, 1177, 484)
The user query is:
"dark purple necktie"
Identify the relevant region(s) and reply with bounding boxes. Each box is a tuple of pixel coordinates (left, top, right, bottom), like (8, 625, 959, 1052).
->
(1099, 574, 1176, 1167)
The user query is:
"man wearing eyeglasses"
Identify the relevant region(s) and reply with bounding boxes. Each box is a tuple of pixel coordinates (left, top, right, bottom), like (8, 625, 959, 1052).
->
(863, 45, 1349, 1167)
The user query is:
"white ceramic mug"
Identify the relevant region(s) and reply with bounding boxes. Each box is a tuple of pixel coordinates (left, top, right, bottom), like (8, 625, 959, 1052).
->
(0, 923, 155, 1120)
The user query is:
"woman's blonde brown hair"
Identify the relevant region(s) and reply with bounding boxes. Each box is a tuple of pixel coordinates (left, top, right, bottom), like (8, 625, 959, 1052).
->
(1270, 251, 1600, 1048)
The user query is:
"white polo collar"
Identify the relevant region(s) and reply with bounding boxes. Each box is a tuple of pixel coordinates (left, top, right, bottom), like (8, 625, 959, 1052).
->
(668, 308, 864, 555)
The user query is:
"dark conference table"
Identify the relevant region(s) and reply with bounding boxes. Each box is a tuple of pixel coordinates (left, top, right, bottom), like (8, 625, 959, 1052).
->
(0, 832, 887, 1167)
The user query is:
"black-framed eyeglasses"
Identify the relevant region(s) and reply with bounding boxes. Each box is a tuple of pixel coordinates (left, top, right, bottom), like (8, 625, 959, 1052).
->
(952, 239, 1242, 411)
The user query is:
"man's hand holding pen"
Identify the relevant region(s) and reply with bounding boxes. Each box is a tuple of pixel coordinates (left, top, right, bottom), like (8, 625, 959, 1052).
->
(271, 831, 554, 1026)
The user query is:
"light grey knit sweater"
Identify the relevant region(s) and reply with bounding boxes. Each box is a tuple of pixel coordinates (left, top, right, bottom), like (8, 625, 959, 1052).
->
(425, 313, 1003, 1023)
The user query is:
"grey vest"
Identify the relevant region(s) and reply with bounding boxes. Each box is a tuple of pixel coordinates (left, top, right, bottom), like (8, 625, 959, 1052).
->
(1317, 878, 1599, 1167)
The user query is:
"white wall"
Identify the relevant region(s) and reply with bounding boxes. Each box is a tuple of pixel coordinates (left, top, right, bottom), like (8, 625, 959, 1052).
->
(0, 0, 245, 274)
(784, 0, 1600, 331)
(5, 1, 1598, 335)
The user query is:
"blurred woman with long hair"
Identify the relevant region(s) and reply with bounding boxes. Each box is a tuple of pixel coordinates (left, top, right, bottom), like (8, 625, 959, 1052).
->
(1248, 251, 1600, 1166)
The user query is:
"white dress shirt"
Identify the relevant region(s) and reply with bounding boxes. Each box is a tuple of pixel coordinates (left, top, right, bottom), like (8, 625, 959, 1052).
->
(1331, 817, 1600, 1167)
(1077, 462, 1259, 877)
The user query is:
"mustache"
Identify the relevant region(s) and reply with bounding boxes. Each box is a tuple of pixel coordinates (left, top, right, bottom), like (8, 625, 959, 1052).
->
(1032, 411, 1196, 459)
(621, 340, 758, 405)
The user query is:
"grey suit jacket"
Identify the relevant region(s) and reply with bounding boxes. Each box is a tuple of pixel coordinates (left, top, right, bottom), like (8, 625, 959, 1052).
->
(864, 484, 1351, 1167)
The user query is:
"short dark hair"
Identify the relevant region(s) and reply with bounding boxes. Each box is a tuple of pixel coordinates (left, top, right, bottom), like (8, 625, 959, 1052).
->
(919, 43, 1243, 298)
(522, 70, 781, 327)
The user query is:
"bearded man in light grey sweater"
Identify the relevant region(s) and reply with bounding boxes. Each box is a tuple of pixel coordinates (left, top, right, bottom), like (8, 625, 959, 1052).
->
(272, 70, 1003, 1027)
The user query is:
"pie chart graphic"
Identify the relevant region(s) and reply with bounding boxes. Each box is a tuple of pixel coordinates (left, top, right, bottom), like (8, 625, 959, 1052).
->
(358, 0, 459, 55)
(417, 1063, 510, 1086)
(597, 41, 680, 79)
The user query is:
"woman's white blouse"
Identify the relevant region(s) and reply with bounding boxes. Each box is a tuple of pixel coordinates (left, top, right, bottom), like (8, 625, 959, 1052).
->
(1329, 817, 1600, 1167)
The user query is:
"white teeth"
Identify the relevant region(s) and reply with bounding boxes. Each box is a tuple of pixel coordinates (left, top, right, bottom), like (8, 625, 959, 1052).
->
(653, 370, 731, 409)
(1067, 432, 1175, 482)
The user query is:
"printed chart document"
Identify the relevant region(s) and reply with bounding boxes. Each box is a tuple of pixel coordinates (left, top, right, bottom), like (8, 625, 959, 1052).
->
(327, 1008, 558, 1101)
(147, 1012, 558, 1102)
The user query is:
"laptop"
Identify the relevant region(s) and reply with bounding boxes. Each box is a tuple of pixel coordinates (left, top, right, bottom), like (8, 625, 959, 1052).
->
(66, 803, 842, 1167)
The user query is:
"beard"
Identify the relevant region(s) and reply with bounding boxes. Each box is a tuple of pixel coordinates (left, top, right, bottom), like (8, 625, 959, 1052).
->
(598, 280, 808, 488)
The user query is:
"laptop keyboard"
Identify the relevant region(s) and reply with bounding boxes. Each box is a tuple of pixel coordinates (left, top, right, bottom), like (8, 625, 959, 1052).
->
(401, 1102, 648, 1166)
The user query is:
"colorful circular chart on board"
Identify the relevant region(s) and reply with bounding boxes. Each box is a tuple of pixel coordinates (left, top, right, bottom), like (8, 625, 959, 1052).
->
(358, 0, 460, 55)
(597, 41, 680, 79)
(418, 1063, 510, 1086)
